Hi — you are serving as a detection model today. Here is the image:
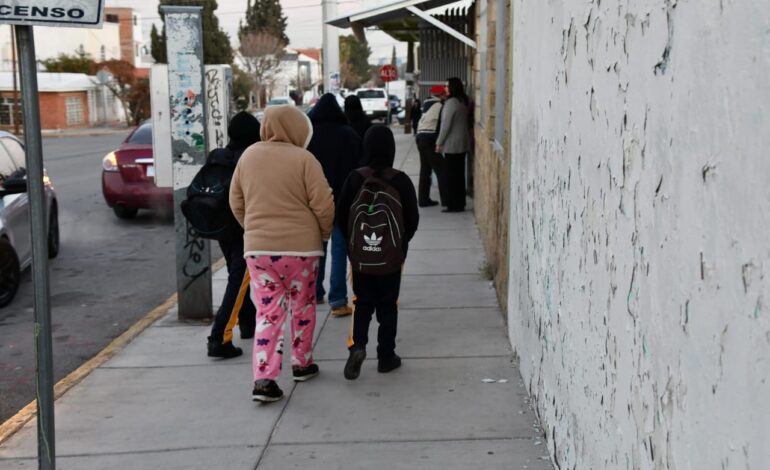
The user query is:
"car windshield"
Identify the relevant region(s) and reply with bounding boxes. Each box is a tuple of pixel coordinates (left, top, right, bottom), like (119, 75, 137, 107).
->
(268, 99, 290, 105)
(127, 123, 153, 145)
(357, 90, 385, 99)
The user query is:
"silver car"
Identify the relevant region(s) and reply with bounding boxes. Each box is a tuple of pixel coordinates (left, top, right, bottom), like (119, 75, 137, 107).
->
(0, 131, 59, 308)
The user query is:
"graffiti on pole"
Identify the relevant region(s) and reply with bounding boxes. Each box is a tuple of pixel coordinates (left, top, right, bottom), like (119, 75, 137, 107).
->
(205, 65, 231, 151)
(162, 6, 212, 320)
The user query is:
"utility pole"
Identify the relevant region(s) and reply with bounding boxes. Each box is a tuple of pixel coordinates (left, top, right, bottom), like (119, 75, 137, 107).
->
(161, 6, 213, 321)
(322, 0, 340, 94)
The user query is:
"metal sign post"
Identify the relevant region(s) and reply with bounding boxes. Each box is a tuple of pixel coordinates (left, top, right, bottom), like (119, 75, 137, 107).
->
(161, 6, 212, 321)
(1, 2, 106, 468)
(14, 24, 55, 470)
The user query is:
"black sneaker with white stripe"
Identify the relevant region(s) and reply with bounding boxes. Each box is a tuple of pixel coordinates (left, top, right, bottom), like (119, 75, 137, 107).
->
(252, 379, 284, 403)
(292, 363, 320, 382)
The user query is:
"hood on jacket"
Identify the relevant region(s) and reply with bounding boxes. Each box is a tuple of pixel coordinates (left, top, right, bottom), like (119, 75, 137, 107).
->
(260, 105, 314, 149)
(362, 125, 395, 170)
(227, 111, 261, 149)
(308, 93, 348, 125)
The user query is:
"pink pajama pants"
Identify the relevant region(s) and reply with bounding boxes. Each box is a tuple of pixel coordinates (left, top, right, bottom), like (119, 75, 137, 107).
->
(246, 255, 320, 381)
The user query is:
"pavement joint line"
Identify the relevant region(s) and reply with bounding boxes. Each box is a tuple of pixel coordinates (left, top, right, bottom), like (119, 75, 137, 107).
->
(0, 257, 226, 447)
(252, 301, 336, 469)
(267, 436, 541, 447)
(0, 443, 260, 461)
(401, 272, 486, 277)
(307, 354, 513, 363)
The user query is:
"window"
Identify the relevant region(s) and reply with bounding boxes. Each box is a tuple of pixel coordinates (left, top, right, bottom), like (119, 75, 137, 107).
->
(133, 16, 138, 26)
(356, 90, 386, 99)
(493, 0, 508, 143)
(106, 14, 119, 23)
(0, 145, 16, 182)
(478, 0, 488, 127)
(0, 97, 20, 127)
(65, 96, 85, 126)
(0, 137, 25, 185)
(127, 123, 153, 145)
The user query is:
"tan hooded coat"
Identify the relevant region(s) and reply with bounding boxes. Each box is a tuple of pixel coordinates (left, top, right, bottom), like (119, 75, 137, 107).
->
(229, 105, 335, 257)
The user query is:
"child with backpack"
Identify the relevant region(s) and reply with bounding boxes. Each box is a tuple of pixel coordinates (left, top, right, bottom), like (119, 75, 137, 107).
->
(181, 111, 260, 358)
(334, 125, 419, 379)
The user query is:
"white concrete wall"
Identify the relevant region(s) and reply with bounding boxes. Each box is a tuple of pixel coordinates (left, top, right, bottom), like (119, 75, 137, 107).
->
(507, 1, 770, 469)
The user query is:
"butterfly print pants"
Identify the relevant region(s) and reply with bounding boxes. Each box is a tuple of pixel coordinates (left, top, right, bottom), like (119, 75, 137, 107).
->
(246, 255, 320, 381)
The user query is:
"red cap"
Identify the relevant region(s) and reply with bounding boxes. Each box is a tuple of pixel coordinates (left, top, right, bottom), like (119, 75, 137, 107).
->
(430, 85, 445, 95)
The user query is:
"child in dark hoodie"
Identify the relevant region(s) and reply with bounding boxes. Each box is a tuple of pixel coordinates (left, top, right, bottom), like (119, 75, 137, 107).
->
(206, 111, 260, 359)
(335, 125, 419, 379)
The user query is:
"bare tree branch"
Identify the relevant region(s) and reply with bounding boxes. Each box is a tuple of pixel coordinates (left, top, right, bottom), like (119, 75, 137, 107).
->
(238, 32, 286, 108)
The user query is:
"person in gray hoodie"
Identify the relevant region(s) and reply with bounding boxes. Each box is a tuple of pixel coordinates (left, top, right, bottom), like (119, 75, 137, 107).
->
(435, 77, 470, 212)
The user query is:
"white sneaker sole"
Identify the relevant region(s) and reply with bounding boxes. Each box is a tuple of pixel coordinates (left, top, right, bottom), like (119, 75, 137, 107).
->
(252, 394, 284, 403)
(293, 371, 319, 382)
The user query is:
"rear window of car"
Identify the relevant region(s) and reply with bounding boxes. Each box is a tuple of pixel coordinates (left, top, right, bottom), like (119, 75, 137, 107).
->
(357, 90, 386, 99)
(127, 123, 153, 145)
(268, 99, 290, 105)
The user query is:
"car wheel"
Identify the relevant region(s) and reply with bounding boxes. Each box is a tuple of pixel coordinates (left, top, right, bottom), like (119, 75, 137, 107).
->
(48, 203, 60, 259)
(0, 238, 21, 308)
(113, 205, 138, 219)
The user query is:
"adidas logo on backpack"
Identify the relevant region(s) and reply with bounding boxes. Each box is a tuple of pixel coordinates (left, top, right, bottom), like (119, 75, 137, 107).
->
(348, 168, 405, 274)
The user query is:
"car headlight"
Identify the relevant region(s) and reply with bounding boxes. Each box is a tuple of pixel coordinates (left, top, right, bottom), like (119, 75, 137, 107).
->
(102, 152, 118, 172)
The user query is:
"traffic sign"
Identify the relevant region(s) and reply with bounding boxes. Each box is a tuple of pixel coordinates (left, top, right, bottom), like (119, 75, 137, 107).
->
(379, 64, 398, 83)
(0, 0, 105, 28)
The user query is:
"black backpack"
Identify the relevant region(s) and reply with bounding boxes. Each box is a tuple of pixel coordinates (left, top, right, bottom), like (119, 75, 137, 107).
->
(347, 168, 406, 275)
(180, 148, 241, 240)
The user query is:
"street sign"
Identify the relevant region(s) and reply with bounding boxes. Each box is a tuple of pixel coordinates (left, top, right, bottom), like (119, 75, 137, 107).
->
(0, 0, 105, 28)
(380, 64, 398, 83)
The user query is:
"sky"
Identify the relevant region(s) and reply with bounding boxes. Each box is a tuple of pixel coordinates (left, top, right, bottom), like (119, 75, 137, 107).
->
(105, 0, 409, 63)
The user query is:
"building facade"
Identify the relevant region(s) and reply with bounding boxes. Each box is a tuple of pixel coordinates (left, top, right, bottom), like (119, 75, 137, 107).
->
(470, 1, 770, 468)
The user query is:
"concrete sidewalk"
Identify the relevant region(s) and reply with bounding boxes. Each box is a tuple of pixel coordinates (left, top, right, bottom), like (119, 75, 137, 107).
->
(0, 133, 553, 469)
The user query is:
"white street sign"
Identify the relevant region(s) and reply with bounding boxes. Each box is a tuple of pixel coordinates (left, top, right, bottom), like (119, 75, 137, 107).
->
(0, 0, 105, 28)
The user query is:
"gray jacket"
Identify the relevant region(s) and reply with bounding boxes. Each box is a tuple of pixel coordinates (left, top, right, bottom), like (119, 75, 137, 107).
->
(435, 97, 470, 154)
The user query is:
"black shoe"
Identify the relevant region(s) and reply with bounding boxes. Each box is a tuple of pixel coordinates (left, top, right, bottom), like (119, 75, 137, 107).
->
(377, 354, 402, 373)
(419, 200, 439, 208)
(293, 363, 320, 382)
(344, 348, 367, 380)
(252, 379, 284, 402)
(207, 337, 243, 359)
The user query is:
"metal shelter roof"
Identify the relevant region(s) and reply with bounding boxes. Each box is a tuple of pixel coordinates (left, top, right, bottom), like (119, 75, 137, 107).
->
(327, 0, 472, 44)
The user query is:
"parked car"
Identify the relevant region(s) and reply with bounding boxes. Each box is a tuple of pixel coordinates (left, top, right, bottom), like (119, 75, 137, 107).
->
(355, 88, 389, 121)
(101, 122, 172, 219)
(388, 94, 402, 114)
(0, 131, 59, 308)
(266, 97, 296, 107)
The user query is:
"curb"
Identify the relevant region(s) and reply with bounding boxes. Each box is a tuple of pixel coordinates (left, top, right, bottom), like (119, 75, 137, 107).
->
(0, 257, 226, 446)
(41, 128, 131, 139)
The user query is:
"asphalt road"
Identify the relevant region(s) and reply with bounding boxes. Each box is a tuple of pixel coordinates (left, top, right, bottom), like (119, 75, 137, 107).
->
(0, 132, 184, 422)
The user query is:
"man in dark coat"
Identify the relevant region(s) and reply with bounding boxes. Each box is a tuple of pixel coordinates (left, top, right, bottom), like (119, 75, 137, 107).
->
(307, 93, 362, 316)
(335, 125, 419, 379)
(207, 111, 260, 358)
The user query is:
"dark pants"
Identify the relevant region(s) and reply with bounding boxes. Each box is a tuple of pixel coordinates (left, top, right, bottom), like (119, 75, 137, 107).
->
(445, 152, 467, 211)
(350, 271, 402, 359)
(416, 135, 448, 206)
(209, 237, 256, 343)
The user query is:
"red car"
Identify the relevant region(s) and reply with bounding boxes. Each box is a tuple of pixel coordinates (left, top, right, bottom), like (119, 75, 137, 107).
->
(101, 122, 172, 219)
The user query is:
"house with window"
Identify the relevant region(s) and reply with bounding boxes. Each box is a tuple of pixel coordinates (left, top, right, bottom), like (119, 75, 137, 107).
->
(0, 72, 124, 131)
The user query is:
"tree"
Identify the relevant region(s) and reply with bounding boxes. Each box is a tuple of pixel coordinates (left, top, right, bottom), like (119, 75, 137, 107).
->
(41, 50, 96, 74)
(231, 64, 254, 111)
(339, 35, 372, 89)
(240, 0, 288, 45)
(98, 60, 150, 125)
(150, 0, 233, 65)
(238, 32, 286, 108)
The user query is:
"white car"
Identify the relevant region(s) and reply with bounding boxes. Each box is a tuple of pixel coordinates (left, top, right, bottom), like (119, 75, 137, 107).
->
(0, 131, 59, 308)
(354, 88, 389, 121)
(266, 97, 296, 107)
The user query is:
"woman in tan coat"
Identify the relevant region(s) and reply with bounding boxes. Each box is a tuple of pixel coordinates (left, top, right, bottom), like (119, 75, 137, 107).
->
(229, 105, 335, 403)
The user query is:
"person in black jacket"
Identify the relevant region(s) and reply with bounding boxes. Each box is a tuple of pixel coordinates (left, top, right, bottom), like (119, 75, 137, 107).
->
(307, 93, 362, 317)
(344, 95, 372, 142)
(207, 111, 260, 358)
(335, 125, 419, 379)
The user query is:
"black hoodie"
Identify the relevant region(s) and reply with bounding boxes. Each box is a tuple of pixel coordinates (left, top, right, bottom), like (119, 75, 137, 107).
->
(344, 95, 372, 141)
(307, 93, 362, 198)
(335, 125, 419, 254)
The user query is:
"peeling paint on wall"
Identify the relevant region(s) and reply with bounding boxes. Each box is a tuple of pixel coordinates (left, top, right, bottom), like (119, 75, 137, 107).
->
(508, 1, 770, 469)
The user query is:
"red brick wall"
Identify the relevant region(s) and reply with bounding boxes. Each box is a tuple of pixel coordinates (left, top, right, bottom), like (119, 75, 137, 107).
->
(0, 91, 90, 131)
